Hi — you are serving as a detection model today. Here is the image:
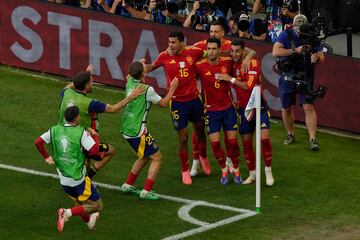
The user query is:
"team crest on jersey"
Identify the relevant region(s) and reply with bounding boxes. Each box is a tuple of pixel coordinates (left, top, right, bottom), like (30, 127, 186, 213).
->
(170, 59, 176, 64)
(221, 66, 227, 74)
(186, 56, 193, 65)
(179, 61, 186, 69)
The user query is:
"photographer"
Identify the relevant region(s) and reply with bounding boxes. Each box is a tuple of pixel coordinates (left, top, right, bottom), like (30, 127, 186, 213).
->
(183, 0, 225, 31)
(272, 15, 325, 151)
(237, 13, 268, 41)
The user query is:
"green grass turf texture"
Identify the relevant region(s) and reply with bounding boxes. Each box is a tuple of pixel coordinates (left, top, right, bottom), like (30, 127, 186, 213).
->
(0, 66, 359, 240)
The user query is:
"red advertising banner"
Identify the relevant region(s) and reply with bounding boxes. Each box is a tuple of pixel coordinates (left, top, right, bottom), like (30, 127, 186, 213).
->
(0, 0, 359, 133)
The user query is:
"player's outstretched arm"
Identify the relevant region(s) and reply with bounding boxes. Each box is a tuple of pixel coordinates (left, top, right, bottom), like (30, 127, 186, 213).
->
(157, 77, 179, 107)
(140, 58, 157, 73)
(105, 85, 145, 113)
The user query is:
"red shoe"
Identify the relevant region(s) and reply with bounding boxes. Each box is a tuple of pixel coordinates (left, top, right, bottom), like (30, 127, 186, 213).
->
(57, 208, 69, 232)
(182, 170, 192, 185)
(199, 157, 211, 175)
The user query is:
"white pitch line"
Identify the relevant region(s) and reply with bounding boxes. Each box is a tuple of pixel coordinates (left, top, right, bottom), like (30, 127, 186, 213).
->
(0, 163, 258, 239)
(162, 211, 258, 240)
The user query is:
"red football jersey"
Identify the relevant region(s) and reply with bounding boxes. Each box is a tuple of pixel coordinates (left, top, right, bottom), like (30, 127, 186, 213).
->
(233, 58, 262, 108)
(194, 39, 232, 51)
(153, 46, 204, 102)
(195, 57, 233, 111)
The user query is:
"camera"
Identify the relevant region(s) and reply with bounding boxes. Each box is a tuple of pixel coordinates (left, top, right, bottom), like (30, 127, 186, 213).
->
(237, 13, 250, 32)
(299, 14, 328, 52)
(191, 15, 222, 26)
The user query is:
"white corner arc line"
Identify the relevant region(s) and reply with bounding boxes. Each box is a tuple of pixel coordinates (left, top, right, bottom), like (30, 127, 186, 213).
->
(0, 163, 258, 239)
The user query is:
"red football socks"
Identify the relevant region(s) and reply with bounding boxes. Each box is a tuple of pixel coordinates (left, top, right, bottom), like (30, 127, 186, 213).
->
(178, 150, 189, 171)
(227, 138, 240, 169)
(243, 139, 255, 171)
(261, 138, 273, 167)
(144, 178, 156, 192)
(191, 132, 200, 160)
(210, 141, 226, 168)
(126, 172, 138, 185)
(70, 205, 85, 216)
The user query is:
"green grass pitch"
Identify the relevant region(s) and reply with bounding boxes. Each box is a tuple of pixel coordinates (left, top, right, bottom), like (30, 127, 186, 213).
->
(0, 65, 359, 239)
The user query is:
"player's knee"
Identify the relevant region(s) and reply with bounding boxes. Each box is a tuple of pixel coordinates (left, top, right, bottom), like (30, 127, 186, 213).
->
(179, 135, 188, 147)
(151, 151, 162, 162)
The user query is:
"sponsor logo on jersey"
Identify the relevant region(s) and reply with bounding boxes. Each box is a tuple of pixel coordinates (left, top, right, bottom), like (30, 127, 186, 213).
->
(205, 71, 212, 76)
(170, 59, 176, 64)
(261, 123, 267, 128)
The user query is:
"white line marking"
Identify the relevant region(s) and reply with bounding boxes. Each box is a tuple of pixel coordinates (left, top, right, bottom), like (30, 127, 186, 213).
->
(0, 163, 258, 239)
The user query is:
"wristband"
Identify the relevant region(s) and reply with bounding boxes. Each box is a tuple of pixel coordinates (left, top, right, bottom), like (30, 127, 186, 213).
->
(230, 78, 236, 84)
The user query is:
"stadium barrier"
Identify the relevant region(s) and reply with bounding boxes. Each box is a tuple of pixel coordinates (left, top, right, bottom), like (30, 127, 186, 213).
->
(1, 0, 359, 133)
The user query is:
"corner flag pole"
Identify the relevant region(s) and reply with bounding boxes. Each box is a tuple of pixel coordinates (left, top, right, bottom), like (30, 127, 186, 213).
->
(255, 85, 261, 213)
(244, 85, 262, 213)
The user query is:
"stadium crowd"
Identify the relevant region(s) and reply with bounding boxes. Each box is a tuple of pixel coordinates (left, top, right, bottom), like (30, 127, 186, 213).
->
(42, 0, 305, 43)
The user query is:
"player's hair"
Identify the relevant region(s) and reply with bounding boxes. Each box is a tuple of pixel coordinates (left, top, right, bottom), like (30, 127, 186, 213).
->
(129, 61, 144, 80)
(206, 37, 221, 48)
(231, 38, 245, 49)
(210, 20, 225, 31)
(64, 105, 80, 123)
(73, 71, 91, 91)
(169, 31, 185, 42)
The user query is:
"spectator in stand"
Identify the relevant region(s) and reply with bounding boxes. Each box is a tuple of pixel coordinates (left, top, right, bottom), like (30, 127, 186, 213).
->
(95, 0, 132, 17)
(183, 0, 226, 31)
(227, 14, 240, 37)
(216, 0, 248, 16)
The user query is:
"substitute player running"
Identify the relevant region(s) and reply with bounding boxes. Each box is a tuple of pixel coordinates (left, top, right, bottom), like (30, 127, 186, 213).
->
(142, 31, 210, 185)
(217, 38, 274, 186)
(120, 61, 178, 200)
(35, 106, 103, 232)
(59, 65, 143, 178)
(195, 38, 242, 185)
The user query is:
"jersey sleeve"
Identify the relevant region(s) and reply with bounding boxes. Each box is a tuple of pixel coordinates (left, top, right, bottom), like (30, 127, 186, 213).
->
(246, 59, 261, 89)
(146, 86, 162, 104)
(153, 52, 166, 69)
(88, 99, 107, 113)
(81, 130, 96, 151)
(40, 130, 51, 144)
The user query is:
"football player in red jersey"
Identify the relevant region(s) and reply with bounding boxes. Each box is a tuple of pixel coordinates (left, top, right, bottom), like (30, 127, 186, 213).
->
(195, 38, 242, 185)
(217, 38, 274, 186)
(142, 31, 210, 185)
(191, 20, 256, 177)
